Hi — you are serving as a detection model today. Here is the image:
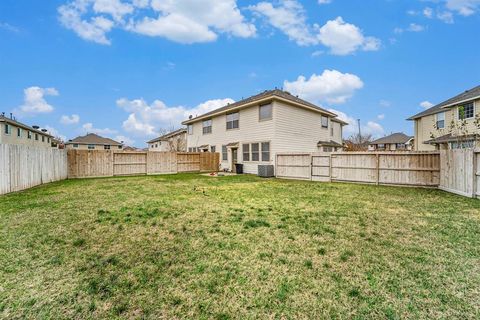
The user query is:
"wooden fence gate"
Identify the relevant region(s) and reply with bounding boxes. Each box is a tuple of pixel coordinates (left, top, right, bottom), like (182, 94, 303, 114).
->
(439, 149, 479, 198)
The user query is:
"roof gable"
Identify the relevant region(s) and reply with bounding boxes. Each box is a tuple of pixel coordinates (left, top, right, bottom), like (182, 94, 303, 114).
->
(370, 132, 413, 145)
(147, 128, 187, 144)
(66, 133, 122, 145)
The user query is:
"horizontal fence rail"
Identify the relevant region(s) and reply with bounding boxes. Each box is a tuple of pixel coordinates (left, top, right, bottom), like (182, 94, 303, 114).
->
(67, 150, 219, 178)
(0, 144, 67, 195)
(277, 151, 442, 188)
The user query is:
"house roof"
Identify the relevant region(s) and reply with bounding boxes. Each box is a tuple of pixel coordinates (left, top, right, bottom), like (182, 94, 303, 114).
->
(147, 128, 187, 144)
(370, 132, 413, 145)
(408, 85, 480, 120)
(317, 140, 344, 148)
(182, 89, 340, 125)
(0, 115, 54, 138)
(424, 133, 478, 144)
(66, 133, 122, 146)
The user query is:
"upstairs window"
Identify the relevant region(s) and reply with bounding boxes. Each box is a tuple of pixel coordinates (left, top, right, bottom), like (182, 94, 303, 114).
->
(259, 104, 272, 121)
(202, 119, 212, 134)
(321, 116, 329, 128)
(458, 102, 474, 120)
(187, 125, 193, 135)
(261, 142, 270, 161)
(4, 124, 11, 135)
(226, 112, 239, 130)
(222, 145, 228, 161)
(242, 144, 250, 161)
(42, 136, 45, 142)
(330, 126, 334, 137)
(436, 112, 445, 129)
(17, 128, 22, 137)
(35, 134, 39, 141)
(210, 145, 216, 153)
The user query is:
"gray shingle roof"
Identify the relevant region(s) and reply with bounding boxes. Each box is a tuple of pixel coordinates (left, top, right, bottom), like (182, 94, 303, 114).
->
(370, 132, 413, 145)
(424, 133, 478, 144)
(66, 133, 122, 146)
(317, 140, 344, 147)
(147, 128, 187, 144)
(408, 85, 480, 120)
(0, 115, 54, 138)
(182, 89, 338, 124)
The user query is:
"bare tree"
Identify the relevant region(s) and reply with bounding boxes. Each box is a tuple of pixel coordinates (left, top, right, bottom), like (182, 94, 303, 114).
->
(429, 108, 480, 149)
(345, 133, 373, 151)
(158, 127, 187, 152)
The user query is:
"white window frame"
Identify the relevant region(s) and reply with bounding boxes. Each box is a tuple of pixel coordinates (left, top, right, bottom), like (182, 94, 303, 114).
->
(436, 112, 445, 129)
(261, 142, 270, 161)
(321, 116, 329, 129)
(242, 144, 250, 161)
(222, 145, 228, 161)
(187, 124, 193, 135)
(226, 112, 239, 130)
(88, 144, 95, 150)
(202, 119, 212, 134)
(17, 127, 22, 137)
(4, 124, 11, 135)
(458, 102, 475, 120)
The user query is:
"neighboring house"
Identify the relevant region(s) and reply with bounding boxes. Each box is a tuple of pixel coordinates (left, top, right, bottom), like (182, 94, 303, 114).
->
(147, 128, 187, 152)
(65, 133, 123, 150)
(368, 133, 414, 151)
(182, 89, 347, 174)
(408, 85, 480, 150)
(0, 113, 53, 147)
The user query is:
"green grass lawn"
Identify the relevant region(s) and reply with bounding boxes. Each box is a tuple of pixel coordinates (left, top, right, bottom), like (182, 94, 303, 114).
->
(1, 174, 480, 319)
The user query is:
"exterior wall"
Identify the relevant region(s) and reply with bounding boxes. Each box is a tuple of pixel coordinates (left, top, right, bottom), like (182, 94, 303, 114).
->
(148, 132, 187, 152)
(186, 100, 343, 174)
(65, 143, 123, 150)
(415, 99, 480, 151)
(0, 122, 52, 147)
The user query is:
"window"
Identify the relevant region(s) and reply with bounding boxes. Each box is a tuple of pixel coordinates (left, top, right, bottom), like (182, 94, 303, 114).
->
(259, 104, 272, 121)
(35, 134, 39, 141)
(450, 140, 474, 149)
(73, 144, 79, 148)
(321, 116, 329, 128)
(251, 143, 259, 161)
(458, 102, 474, 120)
(42, 136, 45, 142)
(436, 112, 445, 129)
(396, 143, 406, 150)
(210, 146, 216, 153)
(28, 131, 32, 139)
(4, 124, 11, 135)
(226, 112, 239, 130)
(330, 126, 334, 137)
(47, 138, 50, 143)
(261, 142, 270, 161)
(377, 144, 385, 150)
(118, 146, 122, 149)
(323, 146, 333, 153)
(187, 125, 193, 135)
(202, 119, 212, 134)
(17, 128, 21, 137)
(242, 144, 250, 161)
(104, 145, 111, 150)
(88, 144, 95, 150)
(222, 145, 228, 161)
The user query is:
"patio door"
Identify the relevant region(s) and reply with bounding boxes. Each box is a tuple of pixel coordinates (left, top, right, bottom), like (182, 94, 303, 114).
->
(231, 148, 238, 172)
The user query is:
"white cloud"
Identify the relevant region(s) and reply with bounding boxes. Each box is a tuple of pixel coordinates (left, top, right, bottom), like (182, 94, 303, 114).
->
(423, 7, 434, 18)
(59, 0, 256, 45)
(446, 0, 480, 16)
(60, 114, 80, 125)
(249, 0, 317, 46)
(117, 97, 234, 137)
(318, 17, 381, 55)
(437, 11, 455, 23)
(328, 108, 384, 138)
(82, 122, 118, 135)
(420, 101, 435, 109)
(377, 114, 385, 120)
(379, 100, 391, 107)
(115, 135, 134, 146)
(283, 70, 364, 105)
(318, 0, 332, 3)
(250, 2, 379, 54)
(16, 86, 58, 116)
(407, 23, 425, 32)
(0, 22, 20, 33)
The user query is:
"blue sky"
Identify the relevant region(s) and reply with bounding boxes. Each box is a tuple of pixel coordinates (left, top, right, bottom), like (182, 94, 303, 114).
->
(0, 0, 479, 146)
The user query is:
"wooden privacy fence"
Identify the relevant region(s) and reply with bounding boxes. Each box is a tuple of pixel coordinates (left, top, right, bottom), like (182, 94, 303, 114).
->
(276, 152, 441, 187)
(440, 149, 480, 198)
(0, 144, 67, 195)
(67, 150, 219, 178)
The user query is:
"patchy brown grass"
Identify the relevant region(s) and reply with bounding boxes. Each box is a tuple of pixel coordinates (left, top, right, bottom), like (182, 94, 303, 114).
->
(0, 174, 479, 319)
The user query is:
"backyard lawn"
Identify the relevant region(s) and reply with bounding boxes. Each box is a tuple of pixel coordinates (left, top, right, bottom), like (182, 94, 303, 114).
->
(1, 174, 480, 319)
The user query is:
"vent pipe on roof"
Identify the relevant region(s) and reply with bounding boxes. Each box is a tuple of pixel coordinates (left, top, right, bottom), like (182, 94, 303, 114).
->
(10, 113, 13, 119)
(41, 129, 47, 133)
(32, 125, 40, 129)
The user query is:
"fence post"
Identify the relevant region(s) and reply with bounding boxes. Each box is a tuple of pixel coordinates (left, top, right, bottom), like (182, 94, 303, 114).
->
(376, 153, 380, 185)
(472, 150, 478, 198)
(329, 153, 332, 182)
(310, 154, 313, 181)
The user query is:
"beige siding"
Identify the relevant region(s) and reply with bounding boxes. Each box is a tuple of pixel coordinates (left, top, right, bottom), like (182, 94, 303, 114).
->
(186, 100, 343, 174)
(415, 99, 480, 151)
(0, 122, 52, 147)
(66, 143, 123, 151)
(148, 132, 187, 152)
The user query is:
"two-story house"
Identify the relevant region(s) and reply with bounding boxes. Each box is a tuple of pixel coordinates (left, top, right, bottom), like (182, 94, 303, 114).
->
(408, 85, 480, 150)
(65, 133, 123, 150)
(181, 89, 346, 174)
(0, 113, 53, 147)
(147, 128, 187, 152)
